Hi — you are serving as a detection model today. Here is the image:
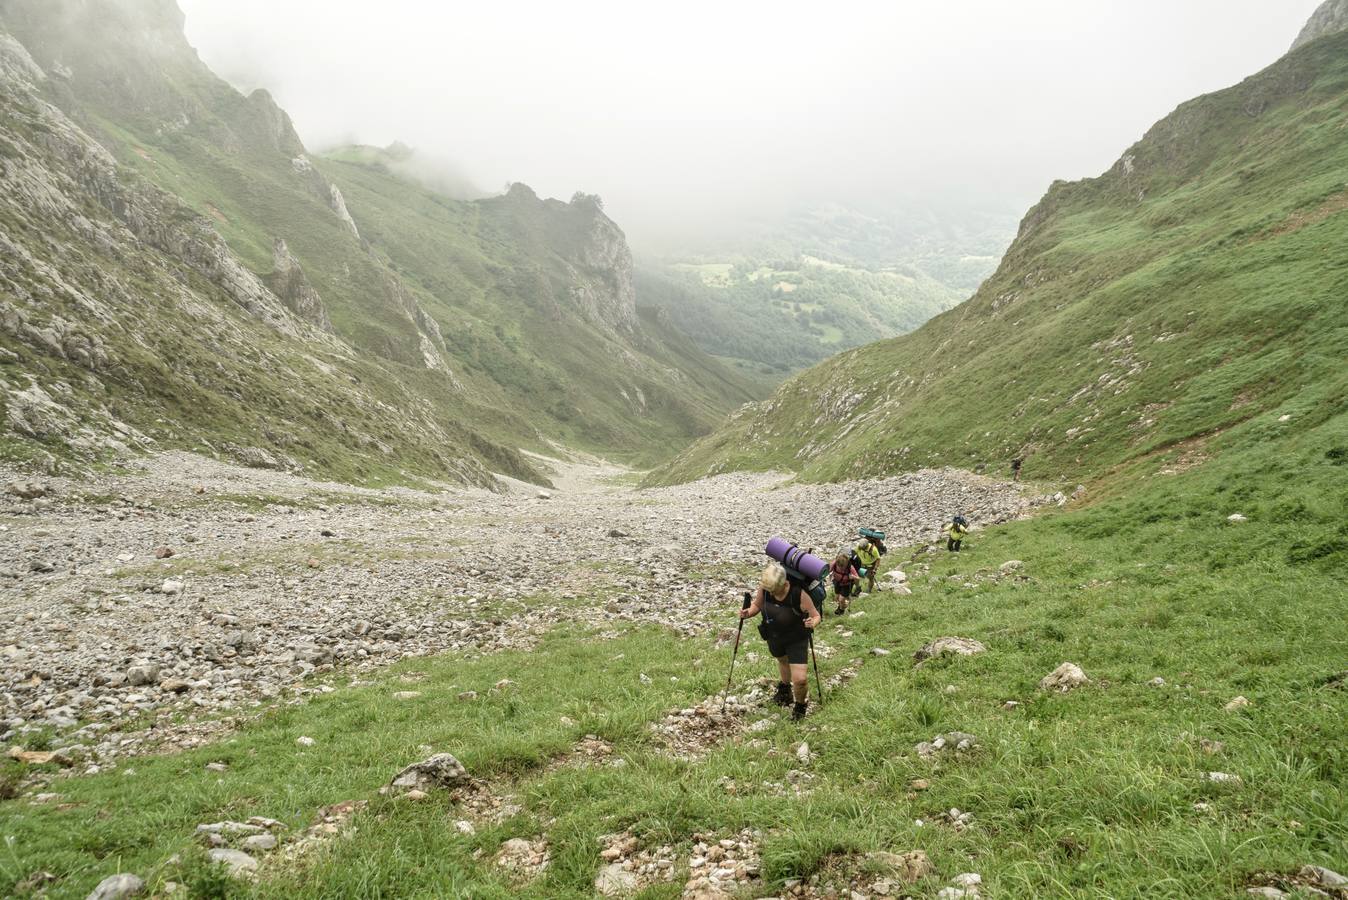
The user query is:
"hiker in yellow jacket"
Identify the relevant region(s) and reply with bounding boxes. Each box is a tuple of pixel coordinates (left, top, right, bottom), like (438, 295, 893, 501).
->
(946, 515, 970, 552)
(854, 536, 882, 592)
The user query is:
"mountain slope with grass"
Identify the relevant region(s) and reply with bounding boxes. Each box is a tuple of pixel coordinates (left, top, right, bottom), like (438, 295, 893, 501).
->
(0, 0, 757, 484)
(655, 25, 1348, 492)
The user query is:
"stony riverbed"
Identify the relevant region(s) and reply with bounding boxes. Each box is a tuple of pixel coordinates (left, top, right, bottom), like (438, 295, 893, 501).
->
(1, 450, 1046, 769)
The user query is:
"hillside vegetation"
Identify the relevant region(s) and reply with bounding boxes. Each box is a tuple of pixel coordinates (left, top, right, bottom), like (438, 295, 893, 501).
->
(655, 30, 1348, 494)
(638, 257, 961, 379)
(0, 0, 757, 485)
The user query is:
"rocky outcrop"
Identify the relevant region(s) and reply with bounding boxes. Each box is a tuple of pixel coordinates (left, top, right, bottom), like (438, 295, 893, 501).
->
(0, 30, 43, 84)
(490, 184, 638, 334)
(265, 239, 333, 331)
(290, 155, 361, 239)
(378, 269, 456, 376)
(0, 304, 111, 370)
(235, 88, 306, 157)
(567, 195, 638, 334)
(1291, 0, 1348, 51)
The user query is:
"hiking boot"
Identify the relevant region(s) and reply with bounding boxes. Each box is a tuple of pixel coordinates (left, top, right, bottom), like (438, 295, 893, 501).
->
(771, 682, 792, 707)
(791, 701, 808, 721)
(834, 605, 846, 616)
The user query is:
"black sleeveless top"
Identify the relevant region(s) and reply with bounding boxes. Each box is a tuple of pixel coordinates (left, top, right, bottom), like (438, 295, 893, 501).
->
(760, 583, 806, 637)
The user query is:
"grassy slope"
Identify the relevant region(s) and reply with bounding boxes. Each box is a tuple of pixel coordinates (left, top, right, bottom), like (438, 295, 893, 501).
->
(2, 425, 1344, 897)
(0, 73, 541, 487)
(652, 32, 1348, 491)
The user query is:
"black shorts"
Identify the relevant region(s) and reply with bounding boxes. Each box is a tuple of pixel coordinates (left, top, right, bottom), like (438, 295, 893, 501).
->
(766, 634, 809, 664)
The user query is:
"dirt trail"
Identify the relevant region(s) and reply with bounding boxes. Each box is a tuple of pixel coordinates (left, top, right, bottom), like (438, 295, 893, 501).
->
(1, 450, 1044, 766)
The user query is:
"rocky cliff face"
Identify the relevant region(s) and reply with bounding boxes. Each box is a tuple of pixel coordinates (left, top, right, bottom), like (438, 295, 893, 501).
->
(0, 25, 529, 484)
(264, 239, 332, 331)
(0, 0, 756, 480)
(488, 184, 638, 334)
(568, 195, 638, 334)
(1291, 0, 1348, 51)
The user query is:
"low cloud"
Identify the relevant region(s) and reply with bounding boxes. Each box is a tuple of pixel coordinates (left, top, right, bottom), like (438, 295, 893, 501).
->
(177, 0, 1323, 249)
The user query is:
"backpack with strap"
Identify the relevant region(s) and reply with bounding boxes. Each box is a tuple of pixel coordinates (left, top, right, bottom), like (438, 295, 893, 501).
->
(758, 583, 808, 641)
(859, 528, 888, 555)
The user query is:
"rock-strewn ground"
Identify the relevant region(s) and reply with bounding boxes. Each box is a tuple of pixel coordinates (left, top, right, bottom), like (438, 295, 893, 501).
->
(1, 450, 1041, 768)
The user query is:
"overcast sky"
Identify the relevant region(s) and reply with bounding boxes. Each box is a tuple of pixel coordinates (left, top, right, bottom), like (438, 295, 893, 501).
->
(177, 0, 1322, 247)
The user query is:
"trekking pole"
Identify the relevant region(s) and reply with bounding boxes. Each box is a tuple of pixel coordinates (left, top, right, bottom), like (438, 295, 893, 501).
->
(808, 630, 825, 706)
(721, 592, 753, 714)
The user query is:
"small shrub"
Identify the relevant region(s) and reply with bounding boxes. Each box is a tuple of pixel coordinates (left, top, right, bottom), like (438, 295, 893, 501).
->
(912, 694, 944, 728)
(176, 849, 240, 900)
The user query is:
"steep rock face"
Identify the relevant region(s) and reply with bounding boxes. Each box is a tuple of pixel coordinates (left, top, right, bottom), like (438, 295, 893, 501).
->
(1291, 0, 1348, 51)
(569, 195, 638, 334)
(290, 155, 361, 240)
(235, 88, 306, 158)
(485, 184, 638, 334)
(264, 238, 332, 331)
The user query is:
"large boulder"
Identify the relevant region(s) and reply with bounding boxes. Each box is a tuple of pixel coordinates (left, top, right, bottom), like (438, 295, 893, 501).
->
(86, 873, 144, 900)
(594, 863, 640, 896)
(207, 848, 258, 877)
(1040, 662, 1089, 692)
(382, 753, 469, 796)
(125, 664, 160, 686)
(5, 479, 48, 499)
(913, 637, 987, 663)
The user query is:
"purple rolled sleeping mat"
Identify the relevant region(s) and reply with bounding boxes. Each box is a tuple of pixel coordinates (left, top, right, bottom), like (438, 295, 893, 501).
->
(764, 537, 828, 581)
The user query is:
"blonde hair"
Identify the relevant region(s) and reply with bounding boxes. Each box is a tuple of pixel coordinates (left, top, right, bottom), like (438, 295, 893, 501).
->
(759, 562, 787, 594)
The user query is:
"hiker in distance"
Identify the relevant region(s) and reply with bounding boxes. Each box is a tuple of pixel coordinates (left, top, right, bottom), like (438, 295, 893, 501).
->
(1011, 457, 1023, 481)
(947, 515, 970, 552)
(740, 562, 822, 720)
(830, 551, 861, 615)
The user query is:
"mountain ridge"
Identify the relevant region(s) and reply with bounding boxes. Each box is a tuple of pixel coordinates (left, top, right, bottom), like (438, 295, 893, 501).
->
(653, 25, 1348, 489)
(0, 0, 759, 484)
(1291, 0, 1348, 50)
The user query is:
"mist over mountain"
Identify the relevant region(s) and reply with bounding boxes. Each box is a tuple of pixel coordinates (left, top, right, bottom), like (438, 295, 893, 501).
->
(175, 0, 1323, 252)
